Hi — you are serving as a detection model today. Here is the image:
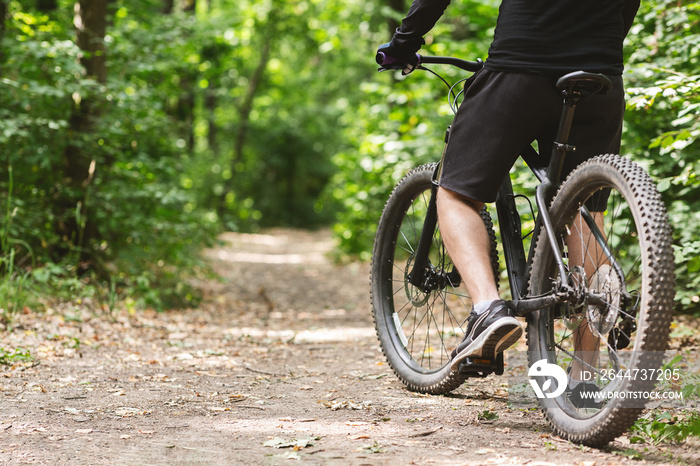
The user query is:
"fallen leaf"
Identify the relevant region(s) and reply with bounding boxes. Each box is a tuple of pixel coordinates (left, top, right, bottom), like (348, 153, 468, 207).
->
(196, 371, 226, 377)
(75, 429, 93, 434)
(114, 407, 149, 417)
(410, 426, 443, 438)
(262, 436, 317, 449)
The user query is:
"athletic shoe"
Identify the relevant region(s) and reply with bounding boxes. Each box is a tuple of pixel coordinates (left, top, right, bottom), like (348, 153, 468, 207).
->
(450, 300, 523, 371)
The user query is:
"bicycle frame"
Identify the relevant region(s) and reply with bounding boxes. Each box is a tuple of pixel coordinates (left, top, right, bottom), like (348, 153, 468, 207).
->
(405, 58, 620, 318)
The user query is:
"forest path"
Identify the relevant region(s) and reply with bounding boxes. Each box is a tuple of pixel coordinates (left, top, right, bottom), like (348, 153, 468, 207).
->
(1, 228, 696, 465)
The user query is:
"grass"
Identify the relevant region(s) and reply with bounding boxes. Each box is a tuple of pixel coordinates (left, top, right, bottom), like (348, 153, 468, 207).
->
(0, 347, 35, 366)
(630, 411, 700, 445)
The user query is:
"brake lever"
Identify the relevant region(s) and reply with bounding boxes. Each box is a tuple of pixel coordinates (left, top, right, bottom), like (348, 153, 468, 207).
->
(376, 52, 421, 75)
(378, 64, 404, 72)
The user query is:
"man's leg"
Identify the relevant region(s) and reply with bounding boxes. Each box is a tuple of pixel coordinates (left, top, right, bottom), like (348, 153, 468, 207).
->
(436, 186, 500, 304)
(437, 186, 522, 369)
(566, 211, 606, 382)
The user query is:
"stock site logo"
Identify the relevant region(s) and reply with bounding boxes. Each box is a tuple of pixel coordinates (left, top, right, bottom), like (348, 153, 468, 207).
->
(528, 359, 567, 399)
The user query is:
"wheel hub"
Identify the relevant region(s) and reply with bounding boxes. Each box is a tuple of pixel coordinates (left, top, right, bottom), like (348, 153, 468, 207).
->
(561, 266, 587, 330)
(404, 255, 453, 306)
(586, 264, 621, 337)
(404, 254, 430, 306)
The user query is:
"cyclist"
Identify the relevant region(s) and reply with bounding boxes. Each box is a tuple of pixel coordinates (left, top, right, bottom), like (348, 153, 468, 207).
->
(379, 0, 639, 400)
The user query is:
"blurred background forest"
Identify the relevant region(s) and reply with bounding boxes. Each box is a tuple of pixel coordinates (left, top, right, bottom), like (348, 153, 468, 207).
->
(0, 0, 698, 316)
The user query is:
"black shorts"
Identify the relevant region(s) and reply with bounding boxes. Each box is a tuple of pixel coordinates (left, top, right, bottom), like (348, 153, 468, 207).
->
(439, 69, 625, 204)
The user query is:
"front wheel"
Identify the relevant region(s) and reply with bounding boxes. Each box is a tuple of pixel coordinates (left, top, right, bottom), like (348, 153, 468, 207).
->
(371, 163, 498, 394)
(527, 154, 675, 446)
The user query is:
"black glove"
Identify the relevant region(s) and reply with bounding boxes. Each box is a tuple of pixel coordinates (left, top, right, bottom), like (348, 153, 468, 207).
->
(376, 42, 420, 75)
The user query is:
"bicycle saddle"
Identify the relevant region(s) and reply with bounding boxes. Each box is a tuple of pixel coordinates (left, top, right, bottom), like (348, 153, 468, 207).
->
(556, 71, 612, 98)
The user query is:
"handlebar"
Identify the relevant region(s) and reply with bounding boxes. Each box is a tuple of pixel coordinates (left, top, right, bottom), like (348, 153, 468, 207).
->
(419, 56, 483, 72)
(376, 51, 483, 73)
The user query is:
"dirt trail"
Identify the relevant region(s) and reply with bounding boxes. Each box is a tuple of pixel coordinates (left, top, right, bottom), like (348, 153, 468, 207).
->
(1, 228, 697, 465)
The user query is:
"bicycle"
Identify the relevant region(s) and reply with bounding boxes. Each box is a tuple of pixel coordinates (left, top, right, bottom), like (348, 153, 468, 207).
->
(370, 54, 676, 446)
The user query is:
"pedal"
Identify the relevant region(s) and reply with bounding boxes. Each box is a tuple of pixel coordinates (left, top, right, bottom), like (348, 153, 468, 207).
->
(458, 352, 504, 377)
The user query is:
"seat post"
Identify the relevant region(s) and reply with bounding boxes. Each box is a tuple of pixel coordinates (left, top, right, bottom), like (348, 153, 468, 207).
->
(546, 70, 613, 185)
(535, 92, 583, 285)
(546, 96, 579, 185)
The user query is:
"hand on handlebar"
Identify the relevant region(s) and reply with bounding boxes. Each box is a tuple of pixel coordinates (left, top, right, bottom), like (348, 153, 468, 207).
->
(376, 42, 420, 75)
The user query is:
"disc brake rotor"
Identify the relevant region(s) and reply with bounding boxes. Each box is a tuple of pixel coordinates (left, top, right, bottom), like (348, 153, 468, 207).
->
(587, 264, 622, 337)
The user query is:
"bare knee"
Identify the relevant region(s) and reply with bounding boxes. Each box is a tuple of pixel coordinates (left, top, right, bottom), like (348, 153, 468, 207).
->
(437, 186, 484, 213)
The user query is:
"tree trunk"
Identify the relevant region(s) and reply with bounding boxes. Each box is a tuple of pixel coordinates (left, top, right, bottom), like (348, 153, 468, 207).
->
(0, 1, 7, 63)
(57, 0, 108, 271)
(233, 37, 271, 171)
(37, 0, 58, 11)
(74, 0, 107, 84)
(176, 0, 196, 153)
(205, 90, 218, 154)
(162, 0, 174, 14)
(182, 0, 196, 13)
(201, 0, 218, 155)
(218, 35, 272, 215)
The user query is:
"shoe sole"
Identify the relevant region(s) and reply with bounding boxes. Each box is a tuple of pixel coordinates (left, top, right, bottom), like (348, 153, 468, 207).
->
(450, 317, 523, 371)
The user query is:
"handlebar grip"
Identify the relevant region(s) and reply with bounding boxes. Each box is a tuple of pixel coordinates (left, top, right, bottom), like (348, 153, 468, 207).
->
(376, 51, 399, 66)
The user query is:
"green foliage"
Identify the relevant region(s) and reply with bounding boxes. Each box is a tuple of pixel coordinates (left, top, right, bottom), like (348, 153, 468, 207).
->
(329, 0, 498, 260)
(192, 0, 373, 231)
(0, 0, 407, 312)
(630, 412, 700, 445)
(623, 0, 700, 312)
(0, 1, 215, 312)
(477, 409, 500, 422)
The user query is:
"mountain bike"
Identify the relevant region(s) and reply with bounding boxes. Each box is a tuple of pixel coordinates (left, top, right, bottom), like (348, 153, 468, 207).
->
(370, 54, 676, 446)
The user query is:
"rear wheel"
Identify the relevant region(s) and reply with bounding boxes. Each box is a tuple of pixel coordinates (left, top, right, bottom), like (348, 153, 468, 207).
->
(527, 155, 675, 446)
(371, 163, 498, 394)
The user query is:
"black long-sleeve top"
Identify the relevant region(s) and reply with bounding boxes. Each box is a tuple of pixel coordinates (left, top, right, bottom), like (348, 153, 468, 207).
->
(392, 0, 640, 75)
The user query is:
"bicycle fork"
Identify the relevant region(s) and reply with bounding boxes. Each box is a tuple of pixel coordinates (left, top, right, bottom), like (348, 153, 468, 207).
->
(407, 129, 450, 291)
